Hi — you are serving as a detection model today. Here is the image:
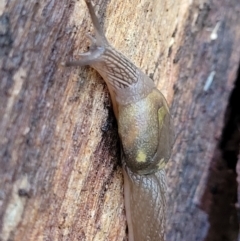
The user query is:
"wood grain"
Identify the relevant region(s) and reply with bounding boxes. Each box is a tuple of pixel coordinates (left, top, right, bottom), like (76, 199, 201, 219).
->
(0, 0, 239, 240)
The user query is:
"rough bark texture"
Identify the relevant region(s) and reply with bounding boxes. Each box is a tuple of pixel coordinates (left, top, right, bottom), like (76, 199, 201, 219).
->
(0, 0, 239, 241)
(167, 0, 240, 240)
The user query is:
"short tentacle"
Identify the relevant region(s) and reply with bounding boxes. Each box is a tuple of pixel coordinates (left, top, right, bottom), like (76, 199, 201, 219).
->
(65, 0, 108, 67)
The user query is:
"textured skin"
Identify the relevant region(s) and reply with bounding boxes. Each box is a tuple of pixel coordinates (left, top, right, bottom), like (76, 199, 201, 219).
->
(124, 168, 167, 241)
(66, 1, 173, 240)
(118, 89, 172, 175)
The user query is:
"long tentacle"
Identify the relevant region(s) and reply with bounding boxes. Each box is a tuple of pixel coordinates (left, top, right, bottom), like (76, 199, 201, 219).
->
(65, 0, 108, 67)
(85, 0, 108, 46)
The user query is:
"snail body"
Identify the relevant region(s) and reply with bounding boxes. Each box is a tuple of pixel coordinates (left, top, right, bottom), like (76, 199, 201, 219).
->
(66, 1, 174, 240)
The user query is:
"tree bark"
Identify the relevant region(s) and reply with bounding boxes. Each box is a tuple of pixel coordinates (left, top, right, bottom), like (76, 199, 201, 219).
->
(0, 0, 239, 241)
(166, 1, 240, 240)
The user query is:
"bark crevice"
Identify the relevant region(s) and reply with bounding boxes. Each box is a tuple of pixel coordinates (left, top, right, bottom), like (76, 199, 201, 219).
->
(203, 63, 240, 241)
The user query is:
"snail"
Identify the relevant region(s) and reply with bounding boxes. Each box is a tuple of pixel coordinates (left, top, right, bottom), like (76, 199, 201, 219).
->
(65, 1, 174, 240)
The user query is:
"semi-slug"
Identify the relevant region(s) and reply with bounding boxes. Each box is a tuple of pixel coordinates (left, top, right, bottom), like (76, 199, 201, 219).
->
(65, 1, 174, 240)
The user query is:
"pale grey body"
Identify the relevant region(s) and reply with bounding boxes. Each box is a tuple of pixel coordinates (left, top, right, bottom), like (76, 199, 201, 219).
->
(66, 1, 174, 240)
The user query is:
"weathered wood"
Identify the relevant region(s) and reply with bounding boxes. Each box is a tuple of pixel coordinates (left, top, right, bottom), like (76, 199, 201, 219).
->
(0, 0, 182, 240)
(0, 0, 239, 240)
(166, 0, 240, 240)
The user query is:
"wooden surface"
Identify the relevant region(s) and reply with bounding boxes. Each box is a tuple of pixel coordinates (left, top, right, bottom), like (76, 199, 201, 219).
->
(0, 0, 239, 240)
(167, 0, 240, 240)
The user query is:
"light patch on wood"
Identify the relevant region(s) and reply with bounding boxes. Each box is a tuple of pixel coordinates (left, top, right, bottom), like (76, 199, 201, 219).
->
(0, 0, 5, 15)
(68, 0, 89, 53)
(210, 22, 221, 40)
(1, 176, 30, 241)
(2, 67, 26, 125)
(70, 1, 86, 25)
(203, 71, 215, 91)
